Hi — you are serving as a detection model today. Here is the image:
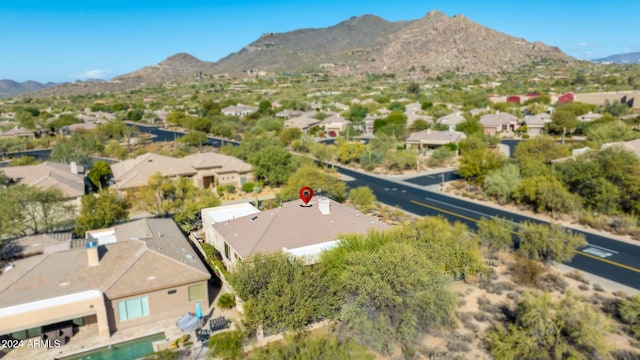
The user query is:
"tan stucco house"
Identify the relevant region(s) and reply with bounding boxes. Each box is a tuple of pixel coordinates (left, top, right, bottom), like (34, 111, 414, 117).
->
(405, 129, 466, 150)
(111, 152, 253, 192)
(1, 161, 86, 200)
(206, 198, 389, 268)
(0, 218, 211, 341)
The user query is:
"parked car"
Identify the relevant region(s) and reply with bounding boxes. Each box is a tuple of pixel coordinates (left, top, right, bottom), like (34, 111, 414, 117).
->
(328, 130, 337, 137)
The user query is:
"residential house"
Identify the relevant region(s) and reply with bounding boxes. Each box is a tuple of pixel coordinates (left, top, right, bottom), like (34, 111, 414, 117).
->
(405, 103, 433, 129)
(523, 114, 550, 136)
(0, 218, 211, 341)
(207, 198, 389, 268)
(437, 112, 466, 132)
(221, 104, 258, 117)
(0, 126, 35, 138)
(319, 114, 351, 134)
(405, 129, 467, 151)
(602, 138, 640, 158)
(111, 152, 253, 192)
(480, 112, 519, 135)
(558, 92, 575, 104)
(284, 115, 320, 132)
(275, 110, 301, 119)
(1, 161, 86, 200)
(578, 112, 603, 122)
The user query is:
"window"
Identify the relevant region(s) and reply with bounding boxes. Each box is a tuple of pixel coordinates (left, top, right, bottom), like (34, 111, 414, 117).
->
(188, 283, 206, 302)
(168, 289, 177, 295)
(117, 296, 149, 322)
(224, 242, 230, 260)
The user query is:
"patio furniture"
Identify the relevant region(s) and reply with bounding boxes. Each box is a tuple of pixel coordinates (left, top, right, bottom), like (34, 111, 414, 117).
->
(209, 316, 229, 332)
(195, 328, 210, 343)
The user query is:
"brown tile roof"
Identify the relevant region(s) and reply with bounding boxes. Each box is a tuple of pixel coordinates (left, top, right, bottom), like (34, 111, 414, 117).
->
(213, 198, 389, 259)
(480, 112, 518, 126)
(284, 116, 320, 130)
(0, 219, 210, 307)
(182, 152, 251, 174)
(406, 130, 466, 144)
(1, 161, 85, 198)
(111, 153, 197, 190)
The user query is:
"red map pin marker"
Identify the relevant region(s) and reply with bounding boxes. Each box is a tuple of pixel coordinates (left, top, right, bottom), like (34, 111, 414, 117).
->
(299, 186, 313, 205)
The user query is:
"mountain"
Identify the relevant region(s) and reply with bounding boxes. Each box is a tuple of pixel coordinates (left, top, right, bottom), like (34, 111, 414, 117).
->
(23, 10, 573, 98)
(0, 80, 56, 98)
(592, 52, 640, 64)
(212, 10, 572, 76)
(114, 53, 216, 84)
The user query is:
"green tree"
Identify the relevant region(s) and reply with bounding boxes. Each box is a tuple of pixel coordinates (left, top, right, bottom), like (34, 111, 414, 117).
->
(51, 132, 102, 168)
(73, 191, 129, 237)
(513, 176, 581, 217)
(87, 161, 112, 190)
(619, 294, 640, 339)
(208, 330, 245, 360)
(476, 217, 515, 251)
(514, 136, 570, 163)
(248, 145, 292, 186)
(458, 148, 505, 185)
(0, 185, 74, 236)
(548, 109, 578, 142)
(229, 253, 338, 333)
(483, 163, 521, 204)
(278, 164, 346, 202)
(336, 139, 366, 164)
(486, 291, 612, 359)
(516, 221, 586, 262)
(347, 104, 368, 123)
(348, 186, 376, 212)
(279, 127, 302, 146)
(408, 118, 431, 132)
(385, 149, 417, 171)
(8, 156, 40, 167)
(178, 130, 208, 147)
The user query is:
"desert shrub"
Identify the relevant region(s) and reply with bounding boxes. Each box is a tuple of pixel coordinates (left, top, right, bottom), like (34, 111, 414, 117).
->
(613, 349, 640, 360)
(473, 312, 490, 322)
(208, 330, 245, 360)
(218, 293, 237, 309)
(619, 294, 640, 339)
(447, 341, 470, 353)
(224, 184, 236, 193)
(593, 283, 605, 292)
(565, 270, 589, 284)
(510, 256, 544, 287)
(241, 182, 255, 193)
(579, 284, 590, 291)
(539, 272, 568, 292)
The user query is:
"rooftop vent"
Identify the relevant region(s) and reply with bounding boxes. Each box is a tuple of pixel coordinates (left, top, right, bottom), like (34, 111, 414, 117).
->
(147, 275, 157, 281)
(3, 263, 15, 272)
(59, 281, 70, 287)
(250, 216, 258, 222)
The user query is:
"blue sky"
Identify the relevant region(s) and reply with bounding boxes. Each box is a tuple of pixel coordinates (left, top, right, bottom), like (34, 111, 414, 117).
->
(2, 1, 639, 83)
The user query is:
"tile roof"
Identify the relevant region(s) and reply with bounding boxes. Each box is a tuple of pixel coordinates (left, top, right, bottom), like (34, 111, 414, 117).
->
(480, 112, 518, 125)
(438, 112, 465, 126)
(111, 152, 251, 190)
(0, 218, 210, 307)
(212, 198, 389, 259)
(406, 130, 467, 144)
(284, 116, 320, 130)
(182, 152, 251, 174)
(1, 161, 85, 198)
(111, 153, 197, 189)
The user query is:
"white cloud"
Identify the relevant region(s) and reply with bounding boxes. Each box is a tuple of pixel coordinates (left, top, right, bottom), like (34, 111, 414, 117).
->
(569, 41, 593, 51)
(72, 69, 111, 80)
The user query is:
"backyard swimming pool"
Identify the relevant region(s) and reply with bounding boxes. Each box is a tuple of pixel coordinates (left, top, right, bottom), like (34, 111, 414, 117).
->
(57, 332, 166, 360)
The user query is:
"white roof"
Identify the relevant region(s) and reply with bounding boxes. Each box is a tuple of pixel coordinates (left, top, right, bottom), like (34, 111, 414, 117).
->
(202, 203, 260, 224)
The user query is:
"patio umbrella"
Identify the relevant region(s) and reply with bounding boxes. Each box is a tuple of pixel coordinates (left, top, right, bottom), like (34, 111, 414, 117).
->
(195, 302, 202, 319)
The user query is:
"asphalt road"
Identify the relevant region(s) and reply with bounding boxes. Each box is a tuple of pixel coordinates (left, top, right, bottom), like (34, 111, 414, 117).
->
(336, 165, 640, 290)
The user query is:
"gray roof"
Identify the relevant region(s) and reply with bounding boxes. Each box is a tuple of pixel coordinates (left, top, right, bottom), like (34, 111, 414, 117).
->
(438, 112, 465, 126)
(212, 198, 389, 259)
(1, 161, 85, 198)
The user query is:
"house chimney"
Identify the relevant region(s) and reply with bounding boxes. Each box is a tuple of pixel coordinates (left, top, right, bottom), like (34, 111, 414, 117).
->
(70, 161, 79, 174)
(318, 197, 331, 215)
(86, 242, 99, 267)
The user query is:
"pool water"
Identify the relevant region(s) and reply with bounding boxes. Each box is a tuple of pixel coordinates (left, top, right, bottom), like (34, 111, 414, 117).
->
(58, 332, 166, 360)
